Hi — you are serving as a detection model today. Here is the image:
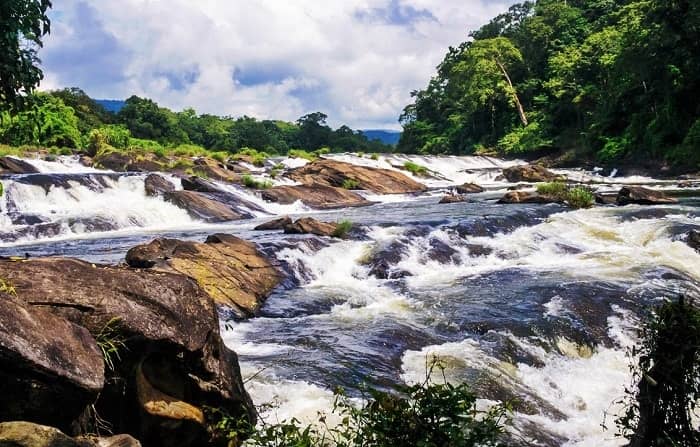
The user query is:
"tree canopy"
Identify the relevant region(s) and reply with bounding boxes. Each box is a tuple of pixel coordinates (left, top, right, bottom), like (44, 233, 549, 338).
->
(399, 0, 700, 171)
(0, 0, 52, 112)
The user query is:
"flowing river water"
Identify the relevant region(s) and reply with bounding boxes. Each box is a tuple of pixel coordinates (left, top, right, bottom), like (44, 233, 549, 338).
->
(1, 153, 699, 446)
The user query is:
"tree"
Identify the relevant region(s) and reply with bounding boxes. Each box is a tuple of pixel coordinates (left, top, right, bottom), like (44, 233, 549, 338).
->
(0, 0, 52, 111)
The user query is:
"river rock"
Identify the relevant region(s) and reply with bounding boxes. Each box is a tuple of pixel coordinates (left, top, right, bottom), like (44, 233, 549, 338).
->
(94, 152, 163, 172)
(181, 176, 222, 193)
(261, 185, 372, 209)
(455, 183, 484, 194)
(497, 191, 559, 204)
(164, 190, 245, 222)
(284, 217, 338, 237)
(125, 234, 281, 317)
(1, 257, 255, 445)
(286, 159, 427, 194)
(0, 156, 40, 174)
(0, 293, 104, 432)
(502, 164, 560, 183)
(687, 230, 700, 252)
(0, 421, 94, 447)
(254, 216, 293, 231)
(144, 174, 175, 196)
(616, 186, 678, 205)
(439, 194, 466, 204)
(192, 158, 239, 183)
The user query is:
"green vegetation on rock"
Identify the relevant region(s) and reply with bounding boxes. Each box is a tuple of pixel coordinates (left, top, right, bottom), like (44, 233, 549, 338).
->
(536, 181, 594, 208)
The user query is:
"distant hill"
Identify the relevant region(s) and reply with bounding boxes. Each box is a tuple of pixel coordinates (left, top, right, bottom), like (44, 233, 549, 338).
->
(95, 99, 126, 113)
(361, 130, 401, 146)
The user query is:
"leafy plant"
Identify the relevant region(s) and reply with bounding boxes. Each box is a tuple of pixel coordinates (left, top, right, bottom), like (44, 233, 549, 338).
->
(288, 149, 318, 161)
(615, 297, 700, 447)
(565, 187, 594, 209)
(332, 220, 353, 238)
(370, 153, 379, 160)
(403, 161, 428, 176)
(342, 179, 360, 190)
(95, 317, 127, 371)
(536, 182, 594, 209)
(242, 174, 273, 189)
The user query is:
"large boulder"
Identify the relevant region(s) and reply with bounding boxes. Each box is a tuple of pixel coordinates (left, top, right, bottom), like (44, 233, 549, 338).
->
(0, 156, 40, 174)
(144, 174, 175, 197)
(164, 190, 246, 222)
(286, 159, 427, 194)
(284, 217, 338, 237)
(125, 234, 281, 317)
(261, 185, 372, 209)
(616, 186, 679, 205)
(181, 176, 222, 193)
(1, 257, 255, 446)
(0, 293, 104, 432)
(502, 164, 561, 183)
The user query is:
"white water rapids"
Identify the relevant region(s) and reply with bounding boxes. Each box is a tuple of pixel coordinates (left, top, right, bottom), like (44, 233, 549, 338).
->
(1, 153, 699, 445)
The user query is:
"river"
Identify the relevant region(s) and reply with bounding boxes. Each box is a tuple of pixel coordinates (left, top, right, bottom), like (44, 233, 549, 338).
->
(1, 153, 698, 446)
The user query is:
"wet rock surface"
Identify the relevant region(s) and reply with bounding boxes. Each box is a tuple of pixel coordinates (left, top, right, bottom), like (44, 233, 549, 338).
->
(164, 190, 246, 222)
(502, 164, 560, 183)
(261, 184, 372, 209)
(498, 190, 560, 204)
(286, 159, 427, 194)
(254, 216, 293, 231)
(0, 156, 40, 175)
(126, 234, 282, 317)
(616, 185, 679, 205)
(284, 217, 339, 237)
(454, 182, 484, 194)
(143, 174, 175, 197)
(438, 194, 466, 204)
(0, 253, 257, 446)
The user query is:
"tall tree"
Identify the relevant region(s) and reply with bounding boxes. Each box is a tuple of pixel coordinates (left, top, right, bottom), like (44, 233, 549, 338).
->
(0, 0, 52, 111)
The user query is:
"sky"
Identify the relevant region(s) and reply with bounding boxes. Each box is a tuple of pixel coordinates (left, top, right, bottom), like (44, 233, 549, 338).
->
(39, 0, 513, 130)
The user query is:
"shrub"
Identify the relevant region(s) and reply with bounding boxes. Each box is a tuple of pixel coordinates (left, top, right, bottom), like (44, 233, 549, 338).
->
(536, 182, 594, 209)
(288, 149, 317, 161)
(95, 317, 126, 371)
(536, 181, 568, 197)
(242, 174, 272, 189)
(342, 179, 360, 190)
(215, 365, 510, 446)
(565, 187, 594, 209)
(403, 161, 428, 176)
(597, 135, 630, 163)
(370, 153, 379, 160)
(234, 148, 269, 167)
(211, 151, 229, 163)
(173, 144, 208, 157)
(615, 297, 700, 446)
(332, 219, 353, 238)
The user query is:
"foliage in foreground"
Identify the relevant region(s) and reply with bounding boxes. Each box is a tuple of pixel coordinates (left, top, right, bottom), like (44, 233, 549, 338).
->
(208, 372, 511, 447)
(536, 181, 594, 209)
(616, 297, 700, 447)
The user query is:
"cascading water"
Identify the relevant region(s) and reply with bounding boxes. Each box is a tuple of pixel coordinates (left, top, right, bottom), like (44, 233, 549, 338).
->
(1, 153, 699, 445)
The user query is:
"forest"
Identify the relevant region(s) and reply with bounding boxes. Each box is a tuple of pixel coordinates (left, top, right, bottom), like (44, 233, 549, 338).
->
(0, 88, 392, 156)
(398, 0, 700, 171)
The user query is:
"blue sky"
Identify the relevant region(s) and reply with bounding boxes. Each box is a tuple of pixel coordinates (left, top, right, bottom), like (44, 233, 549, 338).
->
(39, 0, 512, 129)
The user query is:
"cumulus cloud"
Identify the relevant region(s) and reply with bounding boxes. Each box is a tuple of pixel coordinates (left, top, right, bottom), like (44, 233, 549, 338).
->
(39, 0, 513, 129)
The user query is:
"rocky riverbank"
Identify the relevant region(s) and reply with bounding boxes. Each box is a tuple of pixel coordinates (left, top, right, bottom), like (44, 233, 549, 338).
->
(0, 233, 282, 447)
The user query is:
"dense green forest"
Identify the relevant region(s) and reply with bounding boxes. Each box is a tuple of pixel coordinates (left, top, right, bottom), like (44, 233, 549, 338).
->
(399, 0, 700, 170)
(0, 88, 392, 155)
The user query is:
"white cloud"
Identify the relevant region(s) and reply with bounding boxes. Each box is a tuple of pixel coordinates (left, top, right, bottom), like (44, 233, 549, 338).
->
(40, 0, 513, 129)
